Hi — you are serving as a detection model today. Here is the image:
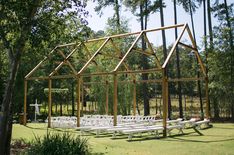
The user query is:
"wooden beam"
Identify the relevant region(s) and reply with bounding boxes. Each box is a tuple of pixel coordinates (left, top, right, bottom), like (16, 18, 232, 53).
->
(25, 47, 57, 79)
(57, 42, 77, 48)
(82, 24, 185, 43)
(56, 24, 185, 48)
(133, 80, 136, 116)
(109, 39, 136, 80)
(110, 38, 123, 57)
(114, 32, 143, 72)
(23, 80, 27, 125)
(106, 81, 109, 115)
(58, 50, 77, 74)
(77, 77, 81, 127)
(81, 71, 112, 77)
(136, 79, 162, 83)
(78, 38, 110, 75)
(79, 68, 162, 78)
(116, 68, 162, 75)
(82, 79, 163, 85)
(162, 24, 187, 68)
(178, 42, 197, 51)
(82, 42, 93, 58)
(143, 33, 162, 68)
(82, 43, 100, 66)
(48, 79, 52, 128)
(113, 74, 118, 126)
(162, 69, 168, 137)
(168, 77, 205, 82)
(27, 74, 77, 80)
(186, 26, 206, 76)
(49, 47, 80, 77)
(99, 52, 121, 60)
(81, 79, 84, 116)
(134, 48, 155, 56)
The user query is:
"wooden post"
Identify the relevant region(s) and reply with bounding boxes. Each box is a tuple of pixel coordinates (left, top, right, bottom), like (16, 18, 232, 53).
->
(23, 80, 27, 125)
(205, 76, 210, 118)
(77, 77, 81, 127)
(48, 79, 52, 128)
(133, 80, 136, 116)
(162, 69, 168, 137)
(113, 74, 118, 126)
(106, 81, 109, 115)
(81, 80, 84, 116)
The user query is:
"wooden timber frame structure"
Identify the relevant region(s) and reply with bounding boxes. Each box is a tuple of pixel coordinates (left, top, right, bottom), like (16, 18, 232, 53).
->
(23, 23, 210, 137)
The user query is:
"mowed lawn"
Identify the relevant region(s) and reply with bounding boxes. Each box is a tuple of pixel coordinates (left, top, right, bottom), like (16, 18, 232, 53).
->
(12, 123, 234, 155)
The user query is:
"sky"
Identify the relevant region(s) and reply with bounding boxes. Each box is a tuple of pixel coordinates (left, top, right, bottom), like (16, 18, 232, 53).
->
(85, 1, 222, 49)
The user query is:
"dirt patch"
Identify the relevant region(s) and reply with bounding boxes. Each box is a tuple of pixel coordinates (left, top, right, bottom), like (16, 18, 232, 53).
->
(11, 139, 30, 155)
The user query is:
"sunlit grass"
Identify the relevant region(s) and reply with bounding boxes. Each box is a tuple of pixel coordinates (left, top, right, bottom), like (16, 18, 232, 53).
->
(12, 123, 234, 155)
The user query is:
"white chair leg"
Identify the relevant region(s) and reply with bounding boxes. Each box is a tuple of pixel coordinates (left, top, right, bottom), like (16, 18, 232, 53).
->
(128, 134, 133, 140)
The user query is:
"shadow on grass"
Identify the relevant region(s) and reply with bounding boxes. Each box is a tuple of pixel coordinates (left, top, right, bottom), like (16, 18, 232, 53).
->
(213, 126, 234, 130)
(25, 125, 47, 130)
(169, 136, 234, 143)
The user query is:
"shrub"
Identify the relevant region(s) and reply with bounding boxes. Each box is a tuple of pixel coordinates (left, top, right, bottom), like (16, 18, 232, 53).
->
(25, 132, 91, 155)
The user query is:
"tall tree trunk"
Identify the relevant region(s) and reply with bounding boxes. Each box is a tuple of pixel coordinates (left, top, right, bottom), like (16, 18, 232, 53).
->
(0, 50, 23, 154)
(207, 0, 213, 115)
(173, 0, 183, 119)
(114, 0, 121, 33)
(207, 0, 213, 49)
(0, 2, 39, 154)
(223, 0, 234, 121)
(203, 0, 208, 72)
(140, 3, 150, 116)
(188, 0, 203, 118)
(159, 0, 171, 119)
(189, 0, 196, 44)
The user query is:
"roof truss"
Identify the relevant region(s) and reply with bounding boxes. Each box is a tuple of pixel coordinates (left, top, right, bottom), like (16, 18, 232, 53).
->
(25, 23, 206, 80)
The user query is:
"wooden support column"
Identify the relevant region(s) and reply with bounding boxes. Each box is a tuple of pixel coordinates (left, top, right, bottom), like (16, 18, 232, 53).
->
(77, 77, 81, 127)
(205, 76, 210, 119)
(48, 79, 52, 128)
(23, 80, 27, 125)
(162, 69, 168, 137)
(81, 80, 84, 116)
(113, 74, 118, 126)
(133, 79, 136, 116)
(106, 81, 109, 115)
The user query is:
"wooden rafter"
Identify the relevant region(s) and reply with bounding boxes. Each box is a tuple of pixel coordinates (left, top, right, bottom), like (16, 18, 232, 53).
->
(114, 31, 144, 72)
(78, 38, 110, 75)
(162, 24, 187, 68)
(48, 45, 81, 77)
(25, 46, 58, 79)
(142, 32, 161, 68)
(186, 26, 206, 76)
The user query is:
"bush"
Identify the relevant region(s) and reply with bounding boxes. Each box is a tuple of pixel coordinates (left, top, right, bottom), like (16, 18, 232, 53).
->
(25, 132, 91, 155)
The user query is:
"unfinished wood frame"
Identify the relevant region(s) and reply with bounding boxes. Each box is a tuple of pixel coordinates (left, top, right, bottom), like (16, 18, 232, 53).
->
(24, 23, 209, 137)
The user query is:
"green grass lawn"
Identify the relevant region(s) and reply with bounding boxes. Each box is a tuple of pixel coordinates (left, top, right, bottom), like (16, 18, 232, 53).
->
(12, 123, 234, 155)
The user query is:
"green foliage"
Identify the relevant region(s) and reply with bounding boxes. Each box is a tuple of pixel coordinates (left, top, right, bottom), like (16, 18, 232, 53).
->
(0, 0, 92, 114)
(208, 1, 234, 118)
(177, 0, 202, 13)
(25, 132, 91, 155)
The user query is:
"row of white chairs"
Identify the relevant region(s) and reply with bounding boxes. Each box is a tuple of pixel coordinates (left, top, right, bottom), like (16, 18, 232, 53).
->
(47, 115, 210, 132)
(76, 118, 211, 140)
(47, 115, 159, 128)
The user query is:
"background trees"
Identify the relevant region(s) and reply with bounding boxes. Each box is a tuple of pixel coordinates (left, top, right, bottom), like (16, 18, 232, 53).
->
(0, 0, 90, 154)
(0, 0, 233, 154)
